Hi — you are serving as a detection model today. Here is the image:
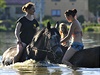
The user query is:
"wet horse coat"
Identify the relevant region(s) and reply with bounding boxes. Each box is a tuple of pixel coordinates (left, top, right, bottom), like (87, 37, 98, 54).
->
(27, 24, 63, 62)
(49, 45, 100, 68)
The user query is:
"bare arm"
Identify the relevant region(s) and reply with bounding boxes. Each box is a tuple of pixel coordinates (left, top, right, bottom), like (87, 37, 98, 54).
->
(60, 23, 75, 43)
(15, 22, 22, 43)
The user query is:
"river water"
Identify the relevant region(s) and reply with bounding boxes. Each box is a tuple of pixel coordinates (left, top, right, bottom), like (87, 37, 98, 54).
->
(0, 32, 100, 75)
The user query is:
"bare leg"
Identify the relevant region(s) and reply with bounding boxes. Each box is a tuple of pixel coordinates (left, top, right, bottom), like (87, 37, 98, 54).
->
(14, 42, 26, 63)
(62, 46, 77, 67)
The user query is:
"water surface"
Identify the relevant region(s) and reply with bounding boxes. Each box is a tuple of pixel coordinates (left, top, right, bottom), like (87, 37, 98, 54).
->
(0, 32, 100, 75)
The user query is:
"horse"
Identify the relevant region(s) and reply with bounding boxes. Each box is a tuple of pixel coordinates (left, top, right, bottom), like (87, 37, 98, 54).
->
(69, 46, 100, 68)
(2, 22, 63, 66)
(26, 22, 63, 62)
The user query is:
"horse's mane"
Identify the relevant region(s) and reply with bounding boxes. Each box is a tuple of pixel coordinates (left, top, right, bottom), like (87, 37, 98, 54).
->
(33, 28, 45, 42)
(33, 27, 60, 43)
(51, 28, 60, 37)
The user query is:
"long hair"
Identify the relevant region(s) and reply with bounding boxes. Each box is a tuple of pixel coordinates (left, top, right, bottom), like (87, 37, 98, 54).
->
(59, 23, 69, 46)
(59, 23, 68, 38)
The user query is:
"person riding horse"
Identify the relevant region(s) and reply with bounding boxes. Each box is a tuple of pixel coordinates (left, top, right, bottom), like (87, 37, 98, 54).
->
(2, 22, 63, 65)
(2, 22, 100, 68)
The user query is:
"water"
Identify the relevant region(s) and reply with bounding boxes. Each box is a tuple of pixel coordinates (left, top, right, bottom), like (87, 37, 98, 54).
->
(0, 32, 100, 75)
(82, 32, 100, 48)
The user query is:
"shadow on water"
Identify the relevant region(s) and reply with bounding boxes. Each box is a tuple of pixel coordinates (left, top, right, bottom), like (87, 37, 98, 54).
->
(0, 32, 100, 75)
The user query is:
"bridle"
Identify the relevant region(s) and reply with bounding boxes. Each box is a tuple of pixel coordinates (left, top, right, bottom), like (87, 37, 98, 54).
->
(28, 30, 62, 62)
(31, 32, 60, 53)
(44, 32, 62, 61)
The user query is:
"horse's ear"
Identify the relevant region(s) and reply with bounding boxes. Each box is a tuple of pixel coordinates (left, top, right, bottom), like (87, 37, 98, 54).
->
(55, 21, 59, 29)
(47, 21, 51, 30)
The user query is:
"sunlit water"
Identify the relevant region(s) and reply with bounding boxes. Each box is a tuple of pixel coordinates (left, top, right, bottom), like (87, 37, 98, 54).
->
(0, 32, 100, 75)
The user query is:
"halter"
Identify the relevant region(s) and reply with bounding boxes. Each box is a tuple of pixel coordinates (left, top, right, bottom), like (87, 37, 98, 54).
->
(28, 29, 62, 62)
(44, 33, 61, 61)
(31, 34, 60, 53)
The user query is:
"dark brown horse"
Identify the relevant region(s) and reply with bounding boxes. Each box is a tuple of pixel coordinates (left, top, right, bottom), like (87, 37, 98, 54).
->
(70, 46, 100, 68)
(48, 45, 100, 68)
(2, 22, 63, 65)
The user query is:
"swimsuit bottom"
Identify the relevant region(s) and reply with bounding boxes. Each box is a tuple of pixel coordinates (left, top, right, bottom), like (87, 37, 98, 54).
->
(71, 42, 84, 51)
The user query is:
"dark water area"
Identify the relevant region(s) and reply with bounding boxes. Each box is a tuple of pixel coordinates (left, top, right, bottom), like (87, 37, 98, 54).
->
(83, 32, 100, 48)
(0, 32, 100, 75)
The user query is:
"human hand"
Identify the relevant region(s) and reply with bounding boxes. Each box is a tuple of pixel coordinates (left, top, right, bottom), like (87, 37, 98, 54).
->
(60, 39, 65, 43)
(17, 41, 23, 47)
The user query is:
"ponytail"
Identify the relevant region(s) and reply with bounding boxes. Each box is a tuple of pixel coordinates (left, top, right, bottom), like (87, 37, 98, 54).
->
(21, 2, 35, 13)
(65, 8, 77, 17)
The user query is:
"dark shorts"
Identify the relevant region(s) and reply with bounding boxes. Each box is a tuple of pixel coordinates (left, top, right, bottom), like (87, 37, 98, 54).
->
(71, 42, 84, 51)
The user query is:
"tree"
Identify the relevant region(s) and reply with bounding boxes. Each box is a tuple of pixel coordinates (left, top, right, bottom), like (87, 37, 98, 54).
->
(0, 0, 6, 19)
(77, 15, 85, 24)
(89, 0, 100, 16)
(0, 0, 6, 10)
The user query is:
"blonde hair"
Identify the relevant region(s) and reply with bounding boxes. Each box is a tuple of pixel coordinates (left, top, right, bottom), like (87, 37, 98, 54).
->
(59, 23, 68, 35)
(22, 2, 35, 13)
(59, 23, 69, 47)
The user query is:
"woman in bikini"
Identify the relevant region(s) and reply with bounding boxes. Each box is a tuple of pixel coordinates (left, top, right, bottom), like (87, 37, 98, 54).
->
(61, 9, 84, 69)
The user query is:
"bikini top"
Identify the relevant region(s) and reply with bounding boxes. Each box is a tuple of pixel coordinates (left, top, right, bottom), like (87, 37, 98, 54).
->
(73, 31, 82, 36)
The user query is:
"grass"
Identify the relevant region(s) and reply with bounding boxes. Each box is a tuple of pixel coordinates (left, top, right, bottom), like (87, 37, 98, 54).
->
(83, 26, 100, 33)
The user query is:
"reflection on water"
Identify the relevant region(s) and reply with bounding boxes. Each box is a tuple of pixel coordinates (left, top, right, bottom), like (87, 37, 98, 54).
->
(0, 32, 100, 54)
(0, 63, 100, 75)
(0, 32, 100, 75)
(0, 32, 16, 54)
(83, 32, 100, 48)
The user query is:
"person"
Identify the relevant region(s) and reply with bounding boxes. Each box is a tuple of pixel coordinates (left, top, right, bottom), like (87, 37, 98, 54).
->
(60, 9, 84, 69)
(59, 23, 69, 47)
(14, 2, 39, 62)
(59, 23, 70, 54)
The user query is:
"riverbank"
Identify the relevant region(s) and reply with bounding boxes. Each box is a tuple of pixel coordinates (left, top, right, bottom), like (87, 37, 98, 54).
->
(83, 26, 100, 33)
(0, 19, 100, 33)
(0, 26, 100, 33)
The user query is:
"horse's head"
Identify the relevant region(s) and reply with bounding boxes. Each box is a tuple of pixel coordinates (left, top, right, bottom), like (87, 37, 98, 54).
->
(29, 22, 63, 61)
(43, 22, 63, 60)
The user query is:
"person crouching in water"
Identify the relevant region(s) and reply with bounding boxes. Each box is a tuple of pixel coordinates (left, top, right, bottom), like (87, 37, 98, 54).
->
(60, 9, 84, 69)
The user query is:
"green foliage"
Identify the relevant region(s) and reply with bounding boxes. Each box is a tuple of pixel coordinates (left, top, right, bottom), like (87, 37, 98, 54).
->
(43, 15, 52, 21)
(42, 19, 50, 27)
(0, 20, 16, 32)
(0, 26, 7, 31)
(84, 27, 94, 32)
(89, 0, 100, 16)
(83, 23, 100, 32)
(84, 26, 100, 32)
(42, 15, 56, 27)
(77, 15, 85, 24)
(0, 0, 6, 9)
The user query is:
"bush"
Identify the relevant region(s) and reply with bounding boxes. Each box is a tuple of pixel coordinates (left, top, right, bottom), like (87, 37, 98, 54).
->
(42, 15, 56, 27)
(77, 15, 85, 24)
(0, 19, 16, 31)
(0, 26, 7, 31)
(87, 28, 94, 32)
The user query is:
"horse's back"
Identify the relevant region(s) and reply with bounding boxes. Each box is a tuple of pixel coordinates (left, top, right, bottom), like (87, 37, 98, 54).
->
(2, 46, 17, 58)
(70, 46, 100, 68)
(2, 46, 17, 65)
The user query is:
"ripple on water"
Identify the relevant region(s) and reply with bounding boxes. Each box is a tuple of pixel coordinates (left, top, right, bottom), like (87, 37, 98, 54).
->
(0, 56, 100, 75)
